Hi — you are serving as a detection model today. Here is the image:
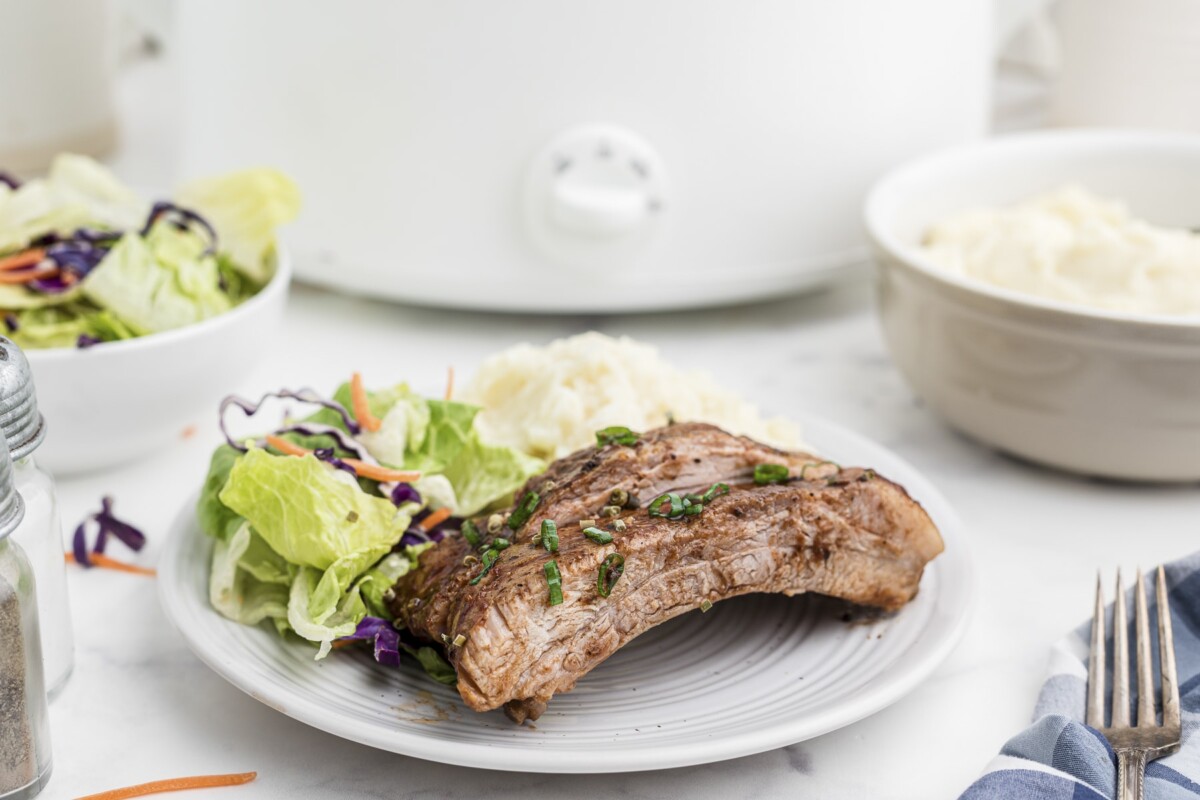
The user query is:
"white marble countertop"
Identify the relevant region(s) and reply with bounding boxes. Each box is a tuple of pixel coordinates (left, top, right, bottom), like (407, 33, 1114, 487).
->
(43, 278, 1200, 800)
(28, 32, 1200, 800)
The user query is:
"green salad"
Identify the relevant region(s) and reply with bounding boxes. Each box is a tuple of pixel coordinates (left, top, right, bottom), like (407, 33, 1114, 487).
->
(0, 154, 300, 349)
(197, 376, 545, 679)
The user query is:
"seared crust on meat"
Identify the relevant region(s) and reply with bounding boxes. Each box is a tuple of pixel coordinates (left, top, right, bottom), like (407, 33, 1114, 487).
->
(389, 424, 942, 722)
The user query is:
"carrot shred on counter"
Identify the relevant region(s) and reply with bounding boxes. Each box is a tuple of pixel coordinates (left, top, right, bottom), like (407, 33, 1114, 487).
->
(0, 248, 46, 272)
(75, 771, 257, 800)
(0, 265, 57, 284)
(419, 507, 453, 531)
(350, 372, 382, 432)
(444, 366, 455, 401)
(64, 552, 157, 577)
(264, 435, 421, 483)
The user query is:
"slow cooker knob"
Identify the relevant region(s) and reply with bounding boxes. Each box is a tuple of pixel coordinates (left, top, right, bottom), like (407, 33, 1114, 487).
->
(524, 124, 668, 271)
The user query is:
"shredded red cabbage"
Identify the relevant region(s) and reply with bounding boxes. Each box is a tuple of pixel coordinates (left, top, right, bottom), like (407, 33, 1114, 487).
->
(336, 616, 401, 667)
(0, 172, 19, 189)
(45, 241, 108, 277)
(390, 483, 421, 506)
(399, 528, 430, 547)
(141, 201, 218, 255)
(31, 274, 77, 294)
(72, 496, 146, 567)
(398, 507, 459, 547)
(311, 447, 356, 476)
(220, 390, 361, 451)
(4, 314, 17, 333)
(19, 230, 119, 296)
(267, 422, 374, 462)
(76, 335, 100, 349)
(68, 227, 123, 245)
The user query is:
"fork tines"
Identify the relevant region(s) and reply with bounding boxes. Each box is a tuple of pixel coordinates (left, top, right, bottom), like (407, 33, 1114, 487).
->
(1086, 566, 1181, 739)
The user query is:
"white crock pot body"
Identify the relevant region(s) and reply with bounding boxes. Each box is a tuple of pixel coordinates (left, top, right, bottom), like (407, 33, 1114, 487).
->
(175, 0, 993, 312)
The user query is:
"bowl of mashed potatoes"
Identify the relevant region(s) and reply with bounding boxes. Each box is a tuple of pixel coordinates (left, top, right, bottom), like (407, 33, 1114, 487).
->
(864, 130, 1200, 482)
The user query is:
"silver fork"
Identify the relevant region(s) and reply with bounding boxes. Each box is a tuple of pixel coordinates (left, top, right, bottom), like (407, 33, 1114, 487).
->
(1087, 566, 1182, 800)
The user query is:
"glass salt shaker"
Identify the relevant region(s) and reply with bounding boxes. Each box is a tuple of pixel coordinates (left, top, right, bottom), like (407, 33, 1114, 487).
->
(0, 443, 53, 799)
(0, 338, 73, 698)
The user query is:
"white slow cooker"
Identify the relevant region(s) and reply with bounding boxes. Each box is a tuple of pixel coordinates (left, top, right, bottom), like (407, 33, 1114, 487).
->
(176, 1, 994, 312)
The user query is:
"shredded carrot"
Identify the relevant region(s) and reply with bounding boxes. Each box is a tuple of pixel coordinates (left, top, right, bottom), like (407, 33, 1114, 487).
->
(342, 458, 421, 483)
(264, 435, 421, 483)
(419, 507, 453, 531)
(0, 248, 45, 272)
(350, 372, 382, 432)
(331, 638, 356, 650)
(264, 434, 309, 457)
(444, 366, 455, 401)
(75, 771, 257, 800)
(0, 265, 57, 285)
(65, 552, 157, 577)
(180, 425, 197, 440)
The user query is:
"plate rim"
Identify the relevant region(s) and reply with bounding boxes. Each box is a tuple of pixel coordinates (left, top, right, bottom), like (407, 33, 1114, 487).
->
(158, 413, 975, 773)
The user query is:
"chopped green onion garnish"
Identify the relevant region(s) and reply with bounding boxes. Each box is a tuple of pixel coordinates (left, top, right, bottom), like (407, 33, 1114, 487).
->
(452, 633, 467, 647)
(701, 482, 730, 503)
(684, 493, 704, 505)
(544, 560, 564, 606)
(597, 553, 625, 598)
(579, 518, 597, 528)
(461, 519, 482, 548)
(469, 548, 499, 585)
(540, 519, 559, 553)
(600, 505, 620, 518)
(700, 599, 713, 613)
(492, 537, 511, 550)
(683, 503, 704, 516)
(754, 463, 789, 485)
(507, 491, 540, 530)
(648, 492, 684, 518)
(583, 526, 613, 544)
(609, 488, 630, 507)
(595, 426, 640, 447)
(612, 519, 627, 532)
(487, 513, 505, 534)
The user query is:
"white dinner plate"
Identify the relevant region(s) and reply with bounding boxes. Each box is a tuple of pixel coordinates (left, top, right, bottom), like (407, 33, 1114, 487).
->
(158, 415, 974, 773)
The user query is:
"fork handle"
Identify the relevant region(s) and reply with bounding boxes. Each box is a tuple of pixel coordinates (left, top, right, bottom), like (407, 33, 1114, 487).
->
(1117, 749, 1148, 800)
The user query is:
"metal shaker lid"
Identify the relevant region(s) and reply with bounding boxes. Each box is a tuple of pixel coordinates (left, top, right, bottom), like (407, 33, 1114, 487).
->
(0, 437, 24, 541)
(0, 336, 45, 460)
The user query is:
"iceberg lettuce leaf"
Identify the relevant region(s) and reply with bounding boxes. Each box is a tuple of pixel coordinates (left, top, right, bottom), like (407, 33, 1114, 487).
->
(82, 225, 231, 334)
(209, 523, 290, 627)
(174, 168, 300, 283)
(0, 154, 147, 253)
(197, 445, 245, 542)
(218, 448, 416, 648)
(441, 436, 546, 517)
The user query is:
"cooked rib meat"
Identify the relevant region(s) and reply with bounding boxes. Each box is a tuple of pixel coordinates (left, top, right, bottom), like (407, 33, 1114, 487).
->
(396, 423, 835, 643)
(389, 424, 943, 723)
(512, 422, 837, 538)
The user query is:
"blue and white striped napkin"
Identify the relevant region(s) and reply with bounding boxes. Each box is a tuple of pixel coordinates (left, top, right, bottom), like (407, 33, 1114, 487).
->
(961, 555, 1200, 798)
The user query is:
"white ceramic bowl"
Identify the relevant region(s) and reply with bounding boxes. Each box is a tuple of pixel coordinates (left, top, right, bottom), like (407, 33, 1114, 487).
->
(26, 251, 290, 475)
(865, 130, 1200, 483)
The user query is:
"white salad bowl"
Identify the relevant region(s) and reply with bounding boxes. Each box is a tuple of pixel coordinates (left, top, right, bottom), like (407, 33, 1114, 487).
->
(26, 250, 291, 475)
(865, 130, 1200, 482)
